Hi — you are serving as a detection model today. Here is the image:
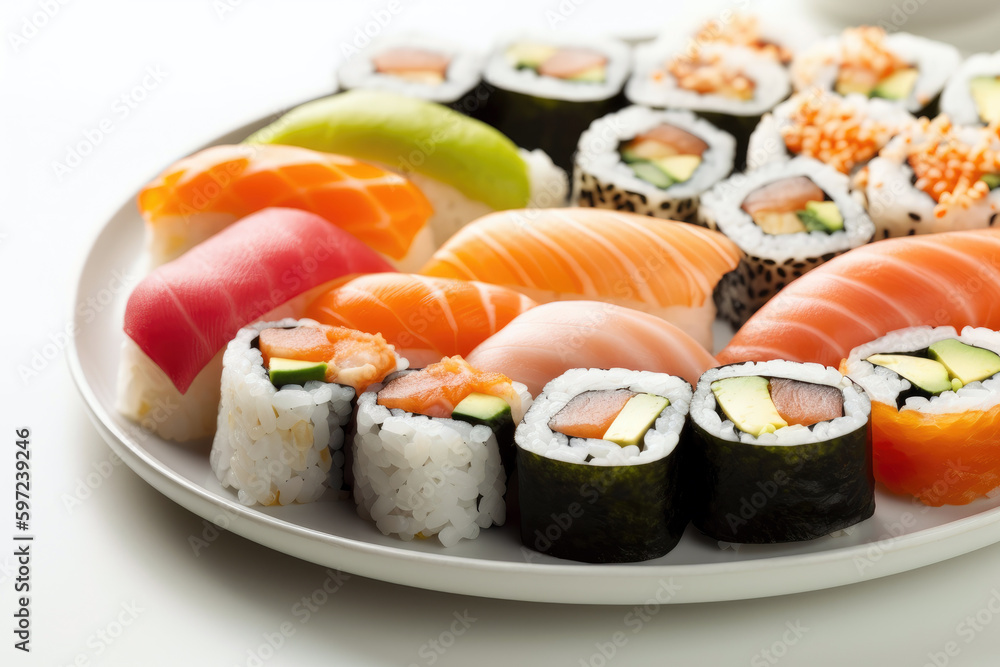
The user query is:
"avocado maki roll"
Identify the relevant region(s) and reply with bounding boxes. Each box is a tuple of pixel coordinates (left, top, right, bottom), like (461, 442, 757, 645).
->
(842, 326, 1000, 506)
(699, 157, 875, 327)
(482, 32, 631, 173)
(941, 52, 1000, 127)
(352, 357, 531, 546)
(572, 105, 736, 222)
(689, 361, 874, 543)
(516, 368, 691, 563)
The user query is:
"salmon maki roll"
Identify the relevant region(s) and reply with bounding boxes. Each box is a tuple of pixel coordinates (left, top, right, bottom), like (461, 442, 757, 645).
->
(842, 325, 1000, 506)
(138, 144, 435, 271)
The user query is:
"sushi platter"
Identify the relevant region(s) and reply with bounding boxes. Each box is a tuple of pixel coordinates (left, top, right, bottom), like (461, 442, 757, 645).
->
(69, 16, 1000, 604)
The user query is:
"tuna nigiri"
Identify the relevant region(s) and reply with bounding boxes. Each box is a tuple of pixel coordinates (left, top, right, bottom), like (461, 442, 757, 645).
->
(421, 208, 743, 350)
(718, 229, 1000, 367)
(117, 207, 394, 442)
(138, 144, 435, 271)
(304, 273, 537, 367)
(466, 300, 717, 395)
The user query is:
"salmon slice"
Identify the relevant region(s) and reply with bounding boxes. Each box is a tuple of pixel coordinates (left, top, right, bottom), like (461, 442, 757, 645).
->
(741, 176, 826, 217)
(377, 356, 521, 420)
(372, 47, 451, 77)
(537, 48, 608, 79)
(768, 378, 844, 427)
(632, 124, 709, 157)
(547, 389, 636, 439)
(304, 273, 537, 368)
(466, 300, 716, 395)
(259, 325, 397, 392)
(718, 229, 1000, 367)
(138, 144, 433, 265)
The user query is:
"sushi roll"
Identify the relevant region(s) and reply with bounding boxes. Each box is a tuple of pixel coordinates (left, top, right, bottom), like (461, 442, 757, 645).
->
(790, 26, 960, 115)
(352, 357, 530, 546)
(670, 12, 814, 67)
(855, 115, 1000, 238)
(115, 208, 392, 442)
(689, 361, 875, 543)
(246, 90, 568, 244)
(138, 144, 435, 271)
(699, 157, 875, 328)
(481, 32, 631, 173)
(420, 208, 743, 350)
(337, 34, 488, 115)
(572, 106, 736, 222)
(210, 319, 405, 506)
(626, 41, 791, 165)
(304, 273, 536, 367)
(746, 90, 913, 173)
(842, 325, 1000, 506)
(516, 368, 691, 563)
(941, 52, 1000, 126)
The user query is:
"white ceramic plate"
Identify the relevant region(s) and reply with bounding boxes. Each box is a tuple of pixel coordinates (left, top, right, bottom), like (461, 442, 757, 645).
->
(68, 114, 1000, 605)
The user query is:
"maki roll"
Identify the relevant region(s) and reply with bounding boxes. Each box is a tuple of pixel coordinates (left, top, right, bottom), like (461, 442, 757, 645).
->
(482, 32, 631, 173)
(854, 116, 1000, 238)
(791, 26, 959, 115)
(573, 106, 736, 222)
(668, 12, 812, 67)
(699, 157, 875, 327)
(516, 368, 691, 563)
(689, 361, 874, 543)
(211, 319, 405, 506)
(842, 326, 1000, 506)
(337, 34, 489, 116)
(941, 52, 1000, 126)
(352, 357, 531, 546)
(747, 90, 913, 173)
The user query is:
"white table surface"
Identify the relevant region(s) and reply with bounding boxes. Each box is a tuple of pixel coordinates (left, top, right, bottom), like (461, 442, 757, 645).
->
(5, 0, 1000, 664)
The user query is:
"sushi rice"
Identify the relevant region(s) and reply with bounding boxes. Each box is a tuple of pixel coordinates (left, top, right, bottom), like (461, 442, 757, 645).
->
(940, 52, 1000, 126)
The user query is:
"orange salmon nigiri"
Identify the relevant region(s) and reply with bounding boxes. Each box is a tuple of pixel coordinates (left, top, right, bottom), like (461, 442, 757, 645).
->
(377, 356, 524, 421)
(305, 273, 537, 368)
(138, 144, 434, 270)
(420, 208, 742, 350)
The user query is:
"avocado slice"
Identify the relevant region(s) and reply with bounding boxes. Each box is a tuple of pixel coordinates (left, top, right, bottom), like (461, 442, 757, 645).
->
(602, 393, 669, 448)
(871, 67, 918, 101)
(567, 65, 607, 83)
(969, 76, 1000, 125)
(452, 392, 513, 432)
(928, 339, 1000, 386)
(980, 173, 1000, 190)
(506, 42, 558, 70)
(866, 354, 958, 394)
(621, 138, 677, 163)
(629, 160, 675, 188)
(754, 210, 807, 235)
(796, 200, 845, 233)
(244, 90, 531, 211)
(268, 357, 328, 387)
(652, 155, 701, 183)
(711, 376, 788, 437)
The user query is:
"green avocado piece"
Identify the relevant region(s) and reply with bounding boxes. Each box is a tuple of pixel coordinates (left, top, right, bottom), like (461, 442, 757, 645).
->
(244, 90, 531, 210)
(980, 173, 1000, 190)
(506, 42, 557, 69)
(970, 76, 1000, 125)
(652, 155, 701, 183)
(711, 376, 788, 437)
(567, 65, 607, 83)
(629, 160, 675, 188)
(871, 67, 919, 101)
(928, 339, 1000, 385)
(452, 392, 512, 432)
(603, 394, 670, 448)
(796, 200, 845, 233)
(268, 357, 327, 387)
(866, 354, 957, 394)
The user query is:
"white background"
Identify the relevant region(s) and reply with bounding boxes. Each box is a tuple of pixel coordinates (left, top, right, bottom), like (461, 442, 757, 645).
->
(5, 0, 1000, 665)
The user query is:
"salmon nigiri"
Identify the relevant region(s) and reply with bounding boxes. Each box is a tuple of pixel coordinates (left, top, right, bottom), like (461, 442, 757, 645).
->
(420, 208, 742, 350)
(466, 300, 717, 395)
(718, 229, 1000, 367)
(304, 273, 536, 367)
(138, 144, 434, 271)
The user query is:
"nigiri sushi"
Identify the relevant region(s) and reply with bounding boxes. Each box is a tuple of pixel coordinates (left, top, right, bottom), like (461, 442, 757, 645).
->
(116, 207, 394, 442)
(718, 229, 1000, 368)
(245, 89, 568, 243)
(420, 208, 742, 349)
(466, 300, 717, 395)
(304, 273, 536, 367)
(138, 144, 435, 271)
